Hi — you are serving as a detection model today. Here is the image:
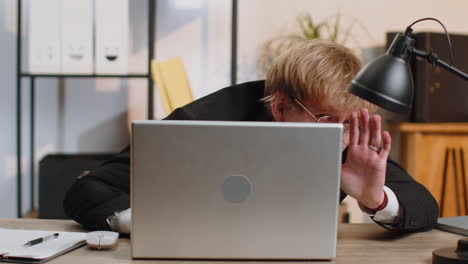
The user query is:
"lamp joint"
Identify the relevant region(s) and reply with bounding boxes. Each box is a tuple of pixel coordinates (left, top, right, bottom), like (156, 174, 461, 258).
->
(426, 50, 439, 66)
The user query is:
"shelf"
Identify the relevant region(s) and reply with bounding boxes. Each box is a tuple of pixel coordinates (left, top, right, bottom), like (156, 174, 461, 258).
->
(16, 0, 156, 217)
(395, 122, 468, 133)
(21, 73, 150, 78)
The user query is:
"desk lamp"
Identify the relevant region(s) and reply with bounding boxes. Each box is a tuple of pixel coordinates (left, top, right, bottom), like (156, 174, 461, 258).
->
(349, 18, 468, 264)
(349, 18, 468, 115)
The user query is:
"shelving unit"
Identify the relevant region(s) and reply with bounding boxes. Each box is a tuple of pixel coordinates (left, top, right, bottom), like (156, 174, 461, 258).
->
(15, 0, 240, 218)
(16, 0, 156, 217)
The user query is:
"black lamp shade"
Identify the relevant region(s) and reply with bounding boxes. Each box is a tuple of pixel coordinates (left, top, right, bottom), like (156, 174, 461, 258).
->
(349, 54, 414, 114)
(349, 26, 468, 115)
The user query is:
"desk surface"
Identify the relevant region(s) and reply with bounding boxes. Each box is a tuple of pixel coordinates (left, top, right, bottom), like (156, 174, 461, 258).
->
(0, 219, 463, 264)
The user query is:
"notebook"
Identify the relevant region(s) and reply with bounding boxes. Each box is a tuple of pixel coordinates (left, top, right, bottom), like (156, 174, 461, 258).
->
(0, 228, 86, 263)
(437, 216, 468, 236)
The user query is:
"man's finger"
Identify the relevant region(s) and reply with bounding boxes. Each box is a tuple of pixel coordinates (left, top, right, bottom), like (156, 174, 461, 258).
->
(380, 131, 391, 158)
(358, 108, 370, 145)
(349, 112, 359, 146)
(369, 114, 382, 148)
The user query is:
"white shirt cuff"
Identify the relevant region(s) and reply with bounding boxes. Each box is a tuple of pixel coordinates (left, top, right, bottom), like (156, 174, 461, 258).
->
(372, 186, 402, 224)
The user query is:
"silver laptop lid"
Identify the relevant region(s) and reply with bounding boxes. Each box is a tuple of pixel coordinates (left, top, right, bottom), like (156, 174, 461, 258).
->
(131, 121, 342, 260)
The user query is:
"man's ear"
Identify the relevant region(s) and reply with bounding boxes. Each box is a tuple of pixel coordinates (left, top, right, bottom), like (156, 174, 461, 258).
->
(270, 92, 287, 122)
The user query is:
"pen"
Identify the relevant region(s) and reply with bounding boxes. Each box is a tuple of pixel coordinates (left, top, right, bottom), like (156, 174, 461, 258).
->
(24, 233, 60, 247)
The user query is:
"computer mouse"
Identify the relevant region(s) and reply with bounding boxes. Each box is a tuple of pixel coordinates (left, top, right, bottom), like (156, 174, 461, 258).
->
(86, 231, 119, 250)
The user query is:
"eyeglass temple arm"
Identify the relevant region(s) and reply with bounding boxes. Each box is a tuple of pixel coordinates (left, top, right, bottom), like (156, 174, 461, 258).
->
(294, 99, 318, 120)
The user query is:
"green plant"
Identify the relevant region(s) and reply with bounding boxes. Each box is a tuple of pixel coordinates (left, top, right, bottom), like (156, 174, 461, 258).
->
(257, 12, 357, 77)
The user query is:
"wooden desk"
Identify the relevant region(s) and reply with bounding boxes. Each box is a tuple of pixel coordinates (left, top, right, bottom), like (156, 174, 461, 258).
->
(396, 123, 468, 217)
(0, 219, 463, 264)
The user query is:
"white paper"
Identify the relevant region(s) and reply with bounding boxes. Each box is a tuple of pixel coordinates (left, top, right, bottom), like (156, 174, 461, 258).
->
(95, 0, 129, 74)
(0, 228, 86, 260)
(61, 0, 94, 74)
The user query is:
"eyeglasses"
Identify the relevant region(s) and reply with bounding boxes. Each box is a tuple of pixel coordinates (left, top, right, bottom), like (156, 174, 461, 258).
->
(294, 99, 350, 132)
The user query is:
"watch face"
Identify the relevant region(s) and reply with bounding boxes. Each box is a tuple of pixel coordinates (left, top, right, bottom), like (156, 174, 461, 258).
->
(106, 214, 119, 231)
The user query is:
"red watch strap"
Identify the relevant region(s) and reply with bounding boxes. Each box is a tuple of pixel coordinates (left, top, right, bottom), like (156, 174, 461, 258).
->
(371, 191, 388, 212)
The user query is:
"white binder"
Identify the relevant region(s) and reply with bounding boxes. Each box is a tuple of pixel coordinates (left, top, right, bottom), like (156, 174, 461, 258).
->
(95, 0, 129, 74)
(61, 0, 94, 74)
(29, 0, 61, 74)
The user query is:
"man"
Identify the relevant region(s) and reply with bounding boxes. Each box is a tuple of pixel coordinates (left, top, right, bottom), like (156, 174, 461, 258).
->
(63, 40, 438, 234)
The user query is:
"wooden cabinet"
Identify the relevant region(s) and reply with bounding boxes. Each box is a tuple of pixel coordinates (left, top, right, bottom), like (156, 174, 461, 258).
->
(396, 123, 468, 217)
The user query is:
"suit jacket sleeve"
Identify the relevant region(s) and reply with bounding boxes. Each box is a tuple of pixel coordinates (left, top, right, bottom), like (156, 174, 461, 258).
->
(376, 158, 439, 232)
(63, 107, 196, 230)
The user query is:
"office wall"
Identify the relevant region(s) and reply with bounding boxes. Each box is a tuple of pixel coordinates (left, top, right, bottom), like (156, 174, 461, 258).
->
(237, 0, 468, 83)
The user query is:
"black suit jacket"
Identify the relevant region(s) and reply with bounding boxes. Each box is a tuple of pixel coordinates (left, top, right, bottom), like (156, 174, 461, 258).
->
(63, 80, 439, 232)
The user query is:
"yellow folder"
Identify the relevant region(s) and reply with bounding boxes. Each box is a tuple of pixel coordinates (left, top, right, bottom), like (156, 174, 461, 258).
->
(151, 57, 193, 115)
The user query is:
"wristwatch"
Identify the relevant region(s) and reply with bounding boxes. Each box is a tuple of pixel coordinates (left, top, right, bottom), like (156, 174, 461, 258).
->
(106, 211, 121, 231)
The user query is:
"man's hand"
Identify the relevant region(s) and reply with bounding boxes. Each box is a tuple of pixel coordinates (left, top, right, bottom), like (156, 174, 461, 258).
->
(340, 108, 391, 209)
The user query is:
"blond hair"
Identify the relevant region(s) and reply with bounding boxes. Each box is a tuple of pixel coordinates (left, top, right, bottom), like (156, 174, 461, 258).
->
(263, 39, 378, 114)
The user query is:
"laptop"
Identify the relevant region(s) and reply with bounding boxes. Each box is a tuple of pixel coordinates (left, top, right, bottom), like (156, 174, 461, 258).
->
(131, 120, 343, 260)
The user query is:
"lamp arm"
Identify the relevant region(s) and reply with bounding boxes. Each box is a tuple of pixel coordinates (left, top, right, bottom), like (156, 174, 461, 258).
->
(410, 48, 468, 81)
